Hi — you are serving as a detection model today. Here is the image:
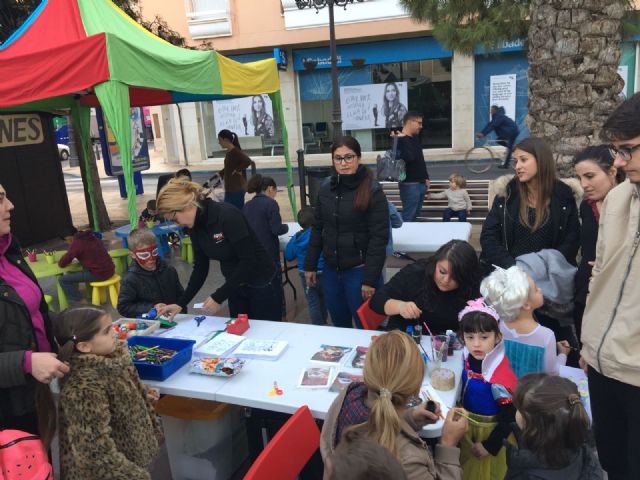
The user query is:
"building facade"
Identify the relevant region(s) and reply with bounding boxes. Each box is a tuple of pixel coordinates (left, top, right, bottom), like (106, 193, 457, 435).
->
(140, 0, 640, 167)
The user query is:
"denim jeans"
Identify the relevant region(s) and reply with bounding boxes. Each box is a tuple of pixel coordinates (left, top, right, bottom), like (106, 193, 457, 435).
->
(224, 190, 246, 209)
(399, 182, 427, 222)
(498, 135, 518, 168)
(228, 270, 283, 321)
(443, 208, 467, 222)
(322, 263, 383, 329)
(299, 271, 328, 326)
(59, 270, 103, 302)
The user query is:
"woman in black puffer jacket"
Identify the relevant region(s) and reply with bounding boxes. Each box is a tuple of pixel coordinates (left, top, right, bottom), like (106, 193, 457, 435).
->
(304, 137, 389, 328)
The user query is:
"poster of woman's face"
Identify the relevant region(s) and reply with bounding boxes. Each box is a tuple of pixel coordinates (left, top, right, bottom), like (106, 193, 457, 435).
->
(340, 82, 408, 131)
(212, 94, 274, 137)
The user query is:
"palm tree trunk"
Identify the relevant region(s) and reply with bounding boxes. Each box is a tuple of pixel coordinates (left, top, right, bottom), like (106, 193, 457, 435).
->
(527, 0, 626, 175)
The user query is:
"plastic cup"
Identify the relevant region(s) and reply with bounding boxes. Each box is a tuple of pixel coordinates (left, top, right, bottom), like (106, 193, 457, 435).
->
(45, 254, 55, 265)
(433, 335, 449, 362)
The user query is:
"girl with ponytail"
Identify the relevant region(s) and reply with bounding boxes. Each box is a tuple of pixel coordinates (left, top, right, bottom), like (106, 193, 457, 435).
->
(320, 330, 468, 480)
(218, 129, 252, 209)
(506, 373, 602, 479)
(54, 307, 162, 479)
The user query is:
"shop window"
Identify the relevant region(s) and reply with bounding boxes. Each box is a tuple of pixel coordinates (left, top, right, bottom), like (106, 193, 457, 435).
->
(299, 59, 452, 153)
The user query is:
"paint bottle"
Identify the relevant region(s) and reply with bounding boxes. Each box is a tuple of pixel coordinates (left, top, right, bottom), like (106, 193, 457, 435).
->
(413, 324, 423, 345)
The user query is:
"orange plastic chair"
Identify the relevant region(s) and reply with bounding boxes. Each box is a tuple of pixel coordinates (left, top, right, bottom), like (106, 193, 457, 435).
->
(357, 298, 387, 330)
(243, 405, 320, 480)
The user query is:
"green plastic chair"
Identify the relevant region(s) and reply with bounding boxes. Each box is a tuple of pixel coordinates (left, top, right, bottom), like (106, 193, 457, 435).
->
(109, 248, 131, 275)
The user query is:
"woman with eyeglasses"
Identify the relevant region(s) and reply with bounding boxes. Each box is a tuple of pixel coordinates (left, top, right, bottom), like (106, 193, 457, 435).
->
(304, 136, 390, 328)
(572, 145, 624, 342)
(156, 178, 283, 321)
(479, 137, 581, 352)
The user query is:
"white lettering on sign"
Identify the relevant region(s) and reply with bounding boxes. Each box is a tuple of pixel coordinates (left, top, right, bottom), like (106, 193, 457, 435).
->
(0, 114, 44, 147)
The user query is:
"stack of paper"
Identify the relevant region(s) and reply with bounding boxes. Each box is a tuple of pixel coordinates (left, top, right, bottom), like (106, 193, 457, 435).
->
(232, 339, 288, 361)
(194, 332, 245, 357)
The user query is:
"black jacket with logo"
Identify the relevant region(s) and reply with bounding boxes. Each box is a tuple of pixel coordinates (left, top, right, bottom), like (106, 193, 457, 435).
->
(117, 258, 186, 318)
(180, 199, 275, 305)
(0, 235, 55, 420)
(304, 165, 389, 287)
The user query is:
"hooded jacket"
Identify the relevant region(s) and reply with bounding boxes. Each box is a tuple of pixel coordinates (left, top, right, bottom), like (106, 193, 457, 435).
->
(581, 180, 640, 387)
(0, 235, 55, 420)
(58, 230, 115, 280)
(304, 165, 389, 287)
(321, 383, 462, 480)
(58, 341, 163, 480)
(481, 106, 520, 140)
(480, 175, 581, 274)
(117, 257, 185, 318)
(504, 443, 603, 480)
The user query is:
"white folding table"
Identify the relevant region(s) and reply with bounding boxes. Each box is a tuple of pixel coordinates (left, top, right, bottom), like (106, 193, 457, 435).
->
(144, 315, 463, 438)
(278, 221, 472, 253)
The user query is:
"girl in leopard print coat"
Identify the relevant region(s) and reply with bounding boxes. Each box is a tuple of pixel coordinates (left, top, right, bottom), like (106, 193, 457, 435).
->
(54, 307, 163, 480)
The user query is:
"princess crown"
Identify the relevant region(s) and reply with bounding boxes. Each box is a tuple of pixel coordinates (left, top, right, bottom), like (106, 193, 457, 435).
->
(458, 297, 500, 322)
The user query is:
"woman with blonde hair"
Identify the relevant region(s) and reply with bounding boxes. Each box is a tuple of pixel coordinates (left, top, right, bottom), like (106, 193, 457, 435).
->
(321, 330, 467, 480)
(156, 178, 282, 321)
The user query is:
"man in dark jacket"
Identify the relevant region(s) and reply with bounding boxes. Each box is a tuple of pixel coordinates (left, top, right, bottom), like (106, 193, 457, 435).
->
(476, 105, 520, 169)
(395, 111, 430, 221)
(58, 226, 115, 305)
(117, 228, 185, 318)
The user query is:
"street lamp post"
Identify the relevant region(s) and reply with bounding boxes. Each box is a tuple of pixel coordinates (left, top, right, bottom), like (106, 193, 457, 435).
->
(295, 0, 363, 143)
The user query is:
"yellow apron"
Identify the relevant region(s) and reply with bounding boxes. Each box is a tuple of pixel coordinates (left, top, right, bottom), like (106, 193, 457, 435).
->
(460, 412, 513, 480)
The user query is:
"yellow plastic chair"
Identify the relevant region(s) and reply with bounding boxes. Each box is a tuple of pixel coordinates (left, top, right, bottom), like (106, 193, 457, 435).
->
(90, 275, 121, 308)
(44, 294, 55, 312)
(181, 237, 193, 265)
(109, 248, 130, 275)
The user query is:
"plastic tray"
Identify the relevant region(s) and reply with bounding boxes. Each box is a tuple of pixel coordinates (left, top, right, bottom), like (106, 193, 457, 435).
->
(115, 319, 160, 338)
(128, 336, 195, 381)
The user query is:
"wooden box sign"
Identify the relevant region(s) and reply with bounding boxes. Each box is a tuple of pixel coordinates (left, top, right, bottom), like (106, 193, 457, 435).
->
(0, 112, 72, 246)
(0, 114, 44, 147)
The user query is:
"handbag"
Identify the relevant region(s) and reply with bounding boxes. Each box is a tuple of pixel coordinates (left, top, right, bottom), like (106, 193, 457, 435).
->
(376, 136, 406, 182)
(0, 430, 53, 479)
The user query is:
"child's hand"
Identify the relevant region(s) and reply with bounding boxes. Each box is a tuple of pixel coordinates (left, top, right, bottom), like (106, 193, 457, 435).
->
(426, 193, 432, 200)
(361, 285, 376, 300)
(146, 387, 160, 404)
(471, 442, 490, 458)
(398, 301, 422, 319)
(304, 271, 317, 287)
(411, 401, 441, 427)
(557, 340, 571, 355)
(467, 210, 471, 215)
(157, 304, 182, 319)
(440, 408, 468, 447)
(202, 297, 221, 315)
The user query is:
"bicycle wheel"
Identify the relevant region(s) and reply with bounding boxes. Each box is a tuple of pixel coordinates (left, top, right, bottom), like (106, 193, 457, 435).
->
(465, 146, 495, 174)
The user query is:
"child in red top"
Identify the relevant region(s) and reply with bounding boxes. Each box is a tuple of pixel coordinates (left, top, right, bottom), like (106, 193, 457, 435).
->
(58, 226, 114, 305)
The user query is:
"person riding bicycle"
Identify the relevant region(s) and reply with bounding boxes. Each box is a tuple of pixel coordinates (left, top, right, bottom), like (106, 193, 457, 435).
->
(476, 105, 519, 169)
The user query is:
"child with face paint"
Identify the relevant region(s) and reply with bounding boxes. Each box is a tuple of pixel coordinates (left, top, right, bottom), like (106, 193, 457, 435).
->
(116, 228, 186, 319)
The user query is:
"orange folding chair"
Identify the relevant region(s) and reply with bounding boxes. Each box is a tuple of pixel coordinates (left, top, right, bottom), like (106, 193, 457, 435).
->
(243, 405, 320, 480)
(357, 298, 387, 331)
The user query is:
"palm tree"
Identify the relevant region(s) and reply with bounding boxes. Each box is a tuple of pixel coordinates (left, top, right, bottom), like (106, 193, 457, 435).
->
(400, 0, 634, 173)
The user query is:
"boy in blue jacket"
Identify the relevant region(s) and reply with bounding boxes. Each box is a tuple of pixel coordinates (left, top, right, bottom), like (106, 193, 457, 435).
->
(285, 207, 328, 325)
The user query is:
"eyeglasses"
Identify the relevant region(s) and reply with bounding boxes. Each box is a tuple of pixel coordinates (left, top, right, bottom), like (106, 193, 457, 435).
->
(609, 143, 640, 162)
(134, 248, 158, 260)
(333, 154, 357, 164)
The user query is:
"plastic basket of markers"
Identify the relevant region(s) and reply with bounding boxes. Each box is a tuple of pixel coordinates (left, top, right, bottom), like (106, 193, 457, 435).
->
(128, 336, 195, 381)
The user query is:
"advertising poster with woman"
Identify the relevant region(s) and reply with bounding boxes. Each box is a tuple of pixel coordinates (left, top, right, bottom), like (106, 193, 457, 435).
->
(213, 94, 275, 138)
(340, 82, 408, 130)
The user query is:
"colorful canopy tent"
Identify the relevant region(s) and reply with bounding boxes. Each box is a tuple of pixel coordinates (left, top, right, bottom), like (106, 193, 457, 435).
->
(0, 0, 295, 228)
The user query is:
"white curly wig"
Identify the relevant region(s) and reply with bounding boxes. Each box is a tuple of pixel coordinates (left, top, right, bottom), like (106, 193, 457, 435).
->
(480, 266, 530, 322)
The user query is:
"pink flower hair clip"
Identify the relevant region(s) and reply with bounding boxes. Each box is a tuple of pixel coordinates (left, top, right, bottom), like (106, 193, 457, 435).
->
(458, 297, 500, 322)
